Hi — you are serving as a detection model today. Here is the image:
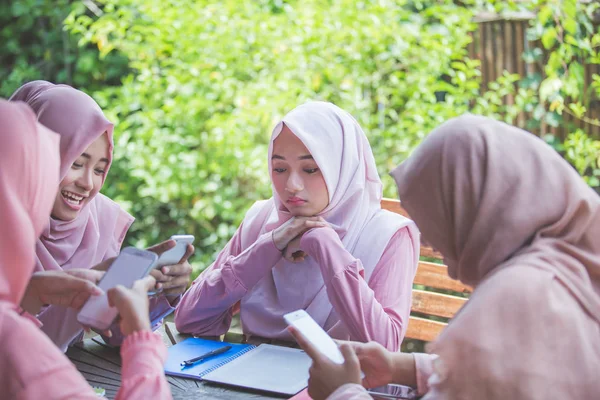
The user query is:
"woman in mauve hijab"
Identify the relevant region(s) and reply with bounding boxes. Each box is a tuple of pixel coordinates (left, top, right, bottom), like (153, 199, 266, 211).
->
(292, 114, 600, 400)
(176, 101, 420, 351)
(0, 99, 172, 400)
(9, 81, 194, 351)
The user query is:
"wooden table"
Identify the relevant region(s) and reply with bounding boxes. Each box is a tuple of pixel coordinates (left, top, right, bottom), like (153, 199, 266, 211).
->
(66, 322, 292, 399)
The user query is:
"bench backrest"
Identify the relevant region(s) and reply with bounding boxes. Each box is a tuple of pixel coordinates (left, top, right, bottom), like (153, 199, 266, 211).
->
(381, 198, 471, 342)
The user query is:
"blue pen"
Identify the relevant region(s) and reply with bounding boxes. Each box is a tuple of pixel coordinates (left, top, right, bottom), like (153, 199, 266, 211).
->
(180, 345, 232, 368)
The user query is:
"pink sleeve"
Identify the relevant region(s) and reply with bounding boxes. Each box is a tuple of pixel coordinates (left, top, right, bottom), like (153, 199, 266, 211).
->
(2, 306, 172, 400)
(174, 224, 282, 336)
(327, 384, 372, 400)
(414, 352, 437, 396)
(114, 330, 172, 400)
(300, 227, 416, 351)
(2, 306, 99, 399)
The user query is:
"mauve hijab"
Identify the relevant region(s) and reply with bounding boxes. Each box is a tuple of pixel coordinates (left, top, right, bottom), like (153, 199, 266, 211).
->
(392, 114, 600, 399)
(10, 81, 134, 274)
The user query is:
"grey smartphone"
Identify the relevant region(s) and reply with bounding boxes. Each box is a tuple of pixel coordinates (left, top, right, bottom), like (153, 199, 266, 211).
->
(366, 384, 417, 399)
(77, 247, 158, 330)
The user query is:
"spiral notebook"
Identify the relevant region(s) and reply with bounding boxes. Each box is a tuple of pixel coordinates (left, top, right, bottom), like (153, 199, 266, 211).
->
(201, 343, 311, 396)
(165, 338, 311, 396)
(164, 337, 255, 379)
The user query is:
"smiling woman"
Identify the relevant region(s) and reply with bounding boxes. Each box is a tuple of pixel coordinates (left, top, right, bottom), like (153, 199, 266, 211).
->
(54, 134, 110, 220)
(8, 81, 188, 353)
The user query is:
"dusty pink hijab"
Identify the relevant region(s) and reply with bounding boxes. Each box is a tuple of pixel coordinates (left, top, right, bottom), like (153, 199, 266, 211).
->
(240, 101, 419, 340)
(0, 99, 60, 305)
(10, 81, 134, 273)
(392, 114, 600, 399)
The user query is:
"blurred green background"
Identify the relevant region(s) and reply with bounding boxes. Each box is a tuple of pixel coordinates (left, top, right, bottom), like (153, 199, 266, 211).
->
(2, 0, 599, 277)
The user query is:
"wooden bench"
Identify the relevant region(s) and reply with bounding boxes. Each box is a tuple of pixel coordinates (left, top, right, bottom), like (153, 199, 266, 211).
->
(381, 198, 472, 342)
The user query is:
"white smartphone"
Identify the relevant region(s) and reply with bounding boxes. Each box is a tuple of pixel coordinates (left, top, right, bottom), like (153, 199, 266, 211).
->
(77, 247, 159, 331)
(366, 384, 417, 399)
(284, 309, 345, 364)
(155, 234, 195, 268)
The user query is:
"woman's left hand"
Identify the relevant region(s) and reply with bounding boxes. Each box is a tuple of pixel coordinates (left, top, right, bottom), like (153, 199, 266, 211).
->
(289, 326, 362, 400)
(147, 240, 194, 297)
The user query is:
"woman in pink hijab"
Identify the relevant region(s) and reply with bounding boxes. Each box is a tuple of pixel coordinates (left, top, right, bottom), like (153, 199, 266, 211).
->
(292, 114, 600, 399)
(176, 101, 420, 351)
(9, 81, 194, 351)
(0, 99, 171, 399)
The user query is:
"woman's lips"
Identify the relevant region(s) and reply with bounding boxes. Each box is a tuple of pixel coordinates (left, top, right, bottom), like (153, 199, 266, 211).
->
(287, 197, 307, 206)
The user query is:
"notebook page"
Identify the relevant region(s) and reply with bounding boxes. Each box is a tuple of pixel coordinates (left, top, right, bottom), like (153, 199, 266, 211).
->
(201, 344, 312, 396)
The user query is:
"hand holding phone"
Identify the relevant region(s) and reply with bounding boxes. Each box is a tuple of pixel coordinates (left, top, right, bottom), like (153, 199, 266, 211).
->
(106, 275, 157, 336)
(76, 247, 158, 331)
(147, 235, 194, 297)
(154, 235, 195, 268)
(284, 309, 345, 364)
(286, 310, 362, 400)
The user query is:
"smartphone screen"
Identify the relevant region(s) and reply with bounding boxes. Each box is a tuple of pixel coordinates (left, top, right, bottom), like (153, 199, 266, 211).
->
(366, 384, 417, 399)
(77, 247, 157, 330)
(284, 310, 345, 364)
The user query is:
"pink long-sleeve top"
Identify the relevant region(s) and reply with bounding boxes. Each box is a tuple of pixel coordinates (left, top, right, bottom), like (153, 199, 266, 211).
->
(1, 303, 172, 400)
(327, 353, 435, 399)
(175, 224, 416, 351)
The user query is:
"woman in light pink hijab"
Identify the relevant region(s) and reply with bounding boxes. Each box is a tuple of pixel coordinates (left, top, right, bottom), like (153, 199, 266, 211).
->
(10, 81, 193, 351)
(176, 101, 420, 351)
(0, 99, 171, 399)
(293, 114, 600, 400)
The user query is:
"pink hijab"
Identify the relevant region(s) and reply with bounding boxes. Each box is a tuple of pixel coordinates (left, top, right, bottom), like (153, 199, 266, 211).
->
(240, 101, 419, 340)
(10, 81, 134, 273)
(0, 99, 60, 305)
(392, 114, 600, 398)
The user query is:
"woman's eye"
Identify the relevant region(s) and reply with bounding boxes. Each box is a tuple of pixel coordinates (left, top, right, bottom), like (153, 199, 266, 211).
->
(72, 163, 83, 168)
(95, 169, 106, 175)
(273, 168, 286, 173)
(304, 168, 319, 174)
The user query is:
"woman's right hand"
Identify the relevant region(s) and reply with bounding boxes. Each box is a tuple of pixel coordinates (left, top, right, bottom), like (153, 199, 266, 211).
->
(272, 216, 328, 251)
(349, 341, 417, 389)
(107, 275, 156, 336)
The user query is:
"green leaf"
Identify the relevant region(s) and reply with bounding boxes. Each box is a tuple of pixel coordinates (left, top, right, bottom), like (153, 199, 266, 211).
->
(563, 18, 577, 35)
(538, 6, 553, 26)
(570, 62, 584, 84)
(541, 26, 557, 49)
(539, 77, 563, 101)
(568, 102, 587, 118)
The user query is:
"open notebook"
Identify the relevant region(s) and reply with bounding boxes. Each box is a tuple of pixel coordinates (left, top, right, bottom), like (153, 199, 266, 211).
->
(165, 338, 311, 396)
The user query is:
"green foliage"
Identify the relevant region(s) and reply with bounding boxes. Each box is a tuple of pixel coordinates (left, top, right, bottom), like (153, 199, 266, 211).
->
(3, 1, 599, 277)
(527, 0, 600, 189)
(471, 0, 600, 190)
(0, 0, 129, 96)
(563, 129, 600, 187)
(64, 0, 512, 274)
